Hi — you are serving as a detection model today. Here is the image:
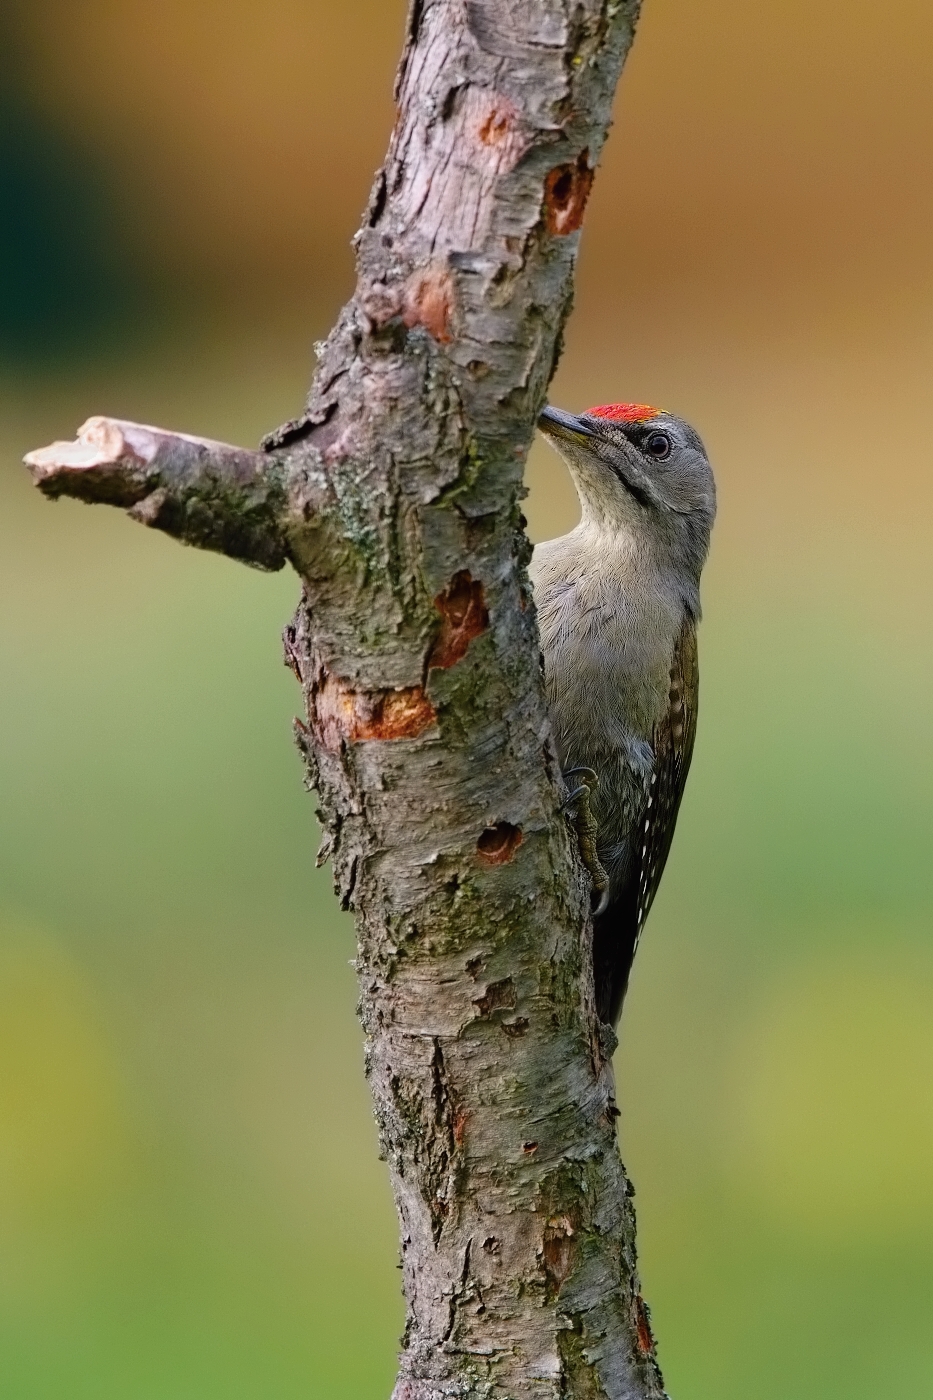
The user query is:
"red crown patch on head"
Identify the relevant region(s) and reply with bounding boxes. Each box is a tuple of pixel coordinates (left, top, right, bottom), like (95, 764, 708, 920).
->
(586, 402, 660, 422)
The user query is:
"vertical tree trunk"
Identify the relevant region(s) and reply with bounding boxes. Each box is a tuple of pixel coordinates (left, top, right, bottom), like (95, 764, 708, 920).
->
(25, 3, 669, 1395)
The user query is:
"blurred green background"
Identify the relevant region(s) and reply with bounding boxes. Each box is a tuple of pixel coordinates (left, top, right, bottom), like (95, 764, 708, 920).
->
(3, 0, 933, 1395)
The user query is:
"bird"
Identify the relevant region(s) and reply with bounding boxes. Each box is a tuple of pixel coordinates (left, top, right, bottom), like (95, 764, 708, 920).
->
(530, 401, 716, 1026)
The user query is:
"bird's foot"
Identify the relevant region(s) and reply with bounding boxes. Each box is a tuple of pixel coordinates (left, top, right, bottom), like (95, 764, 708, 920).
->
(562, 767, 609, 894)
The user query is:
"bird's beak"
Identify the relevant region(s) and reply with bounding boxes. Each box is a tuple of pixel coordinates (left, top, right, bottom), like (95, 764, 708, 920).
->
(537, 405, 596, 441)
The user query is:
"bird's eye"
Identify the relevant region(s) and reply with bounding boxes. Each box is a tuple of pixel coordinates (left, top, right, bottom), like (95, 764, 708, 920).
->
(644, 431, 672, 460)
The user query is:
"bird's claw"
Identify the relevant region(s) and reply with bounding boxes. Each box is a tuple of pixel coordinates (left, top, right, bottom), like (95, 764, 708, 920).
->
(562, 767, 609, 894)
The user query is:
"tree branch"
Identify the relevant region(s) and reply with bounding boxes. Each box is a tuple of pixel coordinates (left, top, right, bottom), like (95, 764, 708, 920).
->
(24, 3, 663, 1396)
(25, 416, 290, 571)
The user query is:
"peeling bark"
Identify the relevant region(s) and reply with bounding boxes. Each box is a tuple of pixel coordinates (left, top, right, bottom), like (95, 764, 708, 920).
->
(24, 3, 669, 1396)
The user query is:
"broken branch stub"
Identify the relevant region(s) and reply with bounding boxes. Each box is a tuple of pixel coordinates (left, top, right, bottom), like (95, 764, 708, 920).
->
(24, 3, 667, 1397)
(25, 416, 292, 571)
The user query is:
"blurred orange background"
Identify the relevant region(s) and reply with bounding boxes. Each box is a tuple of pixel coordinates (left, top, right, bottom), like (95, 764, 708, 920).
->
(2, 2, 933, 1396)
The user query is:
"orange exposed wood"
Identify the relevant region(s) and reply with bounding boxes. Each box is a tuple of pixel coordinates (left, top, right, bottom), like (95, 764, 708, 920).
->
(634, 1294, 656, 1356)
(429, 571, 489, 670)
(402, 264, 455, 342)
(312, 671, 436, 750)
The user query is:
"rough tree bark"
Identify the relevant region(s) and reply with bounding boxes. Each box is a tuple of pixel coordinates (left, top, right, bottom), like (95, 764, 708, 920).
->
(25, 3, 668, 1396)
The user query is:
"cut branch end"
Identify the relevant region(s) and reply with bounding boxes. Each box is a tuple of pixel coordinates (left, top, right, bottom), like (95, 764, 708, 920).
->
(24, 416, 292, 572)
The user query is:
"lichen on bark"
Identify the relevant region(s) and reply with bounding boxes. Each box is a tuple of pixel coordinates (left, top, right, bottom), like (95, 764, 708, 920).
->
(24, 2, 670, 1396)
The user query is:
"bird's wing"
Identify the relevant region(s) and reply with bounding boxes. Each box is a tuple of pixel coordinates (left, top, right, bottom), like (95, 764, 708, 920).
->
(593, 616, 699, 1025)
(634, 615, 699, 937)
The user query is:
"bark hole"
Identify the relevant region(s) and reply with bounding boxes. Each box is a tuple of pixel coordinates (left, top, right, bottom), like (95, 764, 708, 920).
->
(544, 150, 594, 235)
(430, 571, 490, 670)
(476, 820, 522, 864)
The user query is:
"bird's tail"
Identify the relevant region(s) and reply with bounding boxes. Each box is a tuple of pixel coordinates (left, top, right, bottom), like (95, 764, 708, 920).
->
(592, 887, 641, 1028)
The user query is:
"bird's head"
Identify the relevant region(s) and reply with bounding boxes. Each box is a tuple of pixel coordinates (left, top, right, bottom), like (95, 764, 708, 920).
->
(537, 400, 716, 592)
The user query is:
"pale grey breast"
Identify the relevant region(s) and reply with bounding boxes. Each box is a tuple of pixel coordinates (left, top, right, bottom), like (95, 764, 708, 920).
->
(529, 524, 685, 903)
